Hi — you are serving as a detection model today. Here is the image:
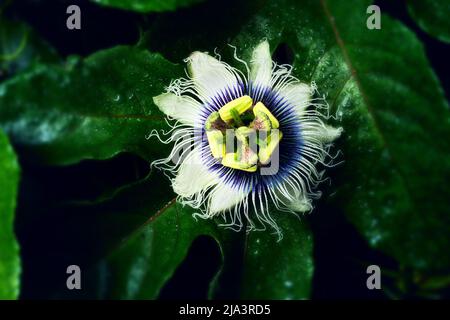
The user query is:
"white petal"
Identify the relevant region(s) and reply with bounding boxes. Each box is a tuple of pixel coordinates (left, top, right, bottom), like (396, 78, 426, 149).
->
(278, 83, 313, 115)
(187, 51, 241, 103)
(207, 181, 249, 214)
(250, 40, 272, 89)
(153, 93, 201, 126)
(173, 148, 218, 198)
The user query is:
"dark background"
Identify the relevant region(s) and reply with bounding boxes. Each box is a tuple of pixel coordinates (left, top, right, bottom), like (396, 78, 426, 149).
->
(4, 0, 449, 299)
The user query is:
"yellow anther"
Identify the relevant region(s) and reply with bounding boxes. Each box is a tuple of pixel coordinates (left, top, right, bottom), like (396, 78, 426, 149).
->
(206, 130, 225, 159)
(250, 111, 272, 131)
(235, 126, 256, 145)
(253, 102, 279, 129)
(222, 143, 258, 172)
(258, 130, 283, 164)
(218, 95, 253, 122)
(236, 126, 255, 136)
(238, 144, 258, 164)
(222, 153, 257, 172)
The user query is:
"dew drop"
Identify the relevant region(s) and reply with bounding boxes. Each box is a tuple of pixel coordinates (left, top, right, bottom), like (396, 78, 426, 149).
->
(113, 94, 121, 102)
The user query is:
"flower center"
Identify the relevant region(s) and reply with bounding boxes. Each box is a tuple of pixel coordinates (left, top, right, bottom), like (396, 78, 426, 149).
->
(204, 95, 283, 172)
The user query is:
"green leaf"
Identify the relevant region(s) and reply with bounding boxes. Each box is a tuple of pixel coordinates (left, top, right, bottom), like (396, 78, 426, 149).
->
(16, 170, 213, 299)
(408, 0, 450, 43)
(320, 0, 450, 274)
(0, 130, 20, 299)
(90, 0, 205, 13)
(240, 216, 313, 299)
(0, 18, 59, 78)
(14, 155, 312, 299)
(15, 169, 175, 299)
(150, 0, 450, 276)
(0, 46, 183, 165)
(74, 182, 313, 299)
(99, 200, 222, 299)
(210, 213, 314, 300)
(145, 0, 262, 62)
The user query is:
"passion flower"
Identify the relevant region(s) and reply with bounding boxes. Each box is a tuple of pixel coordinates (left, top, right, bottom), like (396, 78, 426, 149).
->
(151, 40, 342, 238)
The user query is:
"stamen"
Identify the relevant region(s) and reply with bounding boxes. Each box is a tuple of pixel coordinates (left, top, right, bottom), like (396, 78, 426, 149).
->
(253, 102, 279, 129)
(258, 130, 283, 164)
(236, 126, 256, 145)
(222, 147, 258, 172)
(251, 111, 272, 131)
(206, 130, 225, 158)
(218, 95, 253, 122)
